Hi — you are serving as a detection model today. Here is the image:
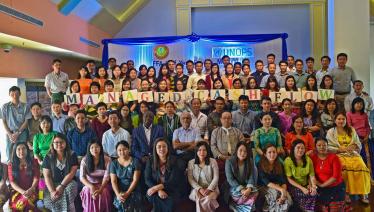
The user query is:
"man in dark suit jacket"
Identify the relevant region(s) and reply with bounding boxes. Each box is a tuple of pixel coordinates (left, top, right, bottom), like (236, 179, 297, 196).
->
(131, 111, 164, 164)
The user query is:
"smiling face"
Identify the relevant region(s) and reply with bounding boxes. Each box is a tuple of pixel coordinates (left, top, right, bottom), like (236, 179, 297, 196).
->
(53, 137, 66, 152)
(264, 146, 277, 162)
(40, 119, 51, 133)
(315, 139, 327, 155)
(197, 144, 207, 162)
(261, 114, 272, 128)
(89, 143, 101, 158)
(282, 100, 292, 112)
(213, 80, 223, 89)
(16, 143, 28, 160)
(156, 140, 168, 158)
(305, 101, 315, 114)
(117, 143, 130, 158)
(293, 117, 304, 131)
(294, 143, 305, 159)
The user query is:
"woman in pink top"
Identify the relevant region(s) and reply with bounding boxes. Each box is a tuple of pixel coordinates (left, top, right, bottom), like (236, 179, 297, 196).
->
(278, 98, 297, 136)
(346, 97, 370, 141)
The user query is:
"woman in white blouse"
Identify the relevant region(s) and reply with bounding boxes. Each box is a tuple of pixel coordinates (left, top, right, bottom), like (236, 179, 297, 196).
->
(187, 141, 219, 212)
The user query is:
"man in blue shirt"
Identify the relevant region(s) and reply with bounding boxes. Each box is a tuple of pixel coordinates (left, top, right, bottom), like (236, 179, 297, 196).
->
(67, 110, 96, 161)
(251, 60, 268, 88)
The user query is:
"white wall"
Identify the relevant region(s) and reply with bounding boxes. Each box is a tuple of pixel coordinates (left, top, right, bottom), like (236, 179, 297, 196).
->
(334, 0, 370, 95)
(115, 0, 177, 38)
(191, 5, 311, 61)
(116, 3, 311, 61)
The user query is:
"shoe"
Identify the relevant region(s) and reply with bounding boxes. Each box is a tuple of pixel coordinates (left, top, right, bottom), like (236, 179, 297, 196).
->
(360, 195, 369, 204)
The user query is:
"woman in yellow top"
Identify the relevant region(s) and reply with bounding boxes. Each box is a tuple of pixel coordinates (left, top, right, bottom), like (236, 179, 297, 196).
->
(326, 112, 371, 204)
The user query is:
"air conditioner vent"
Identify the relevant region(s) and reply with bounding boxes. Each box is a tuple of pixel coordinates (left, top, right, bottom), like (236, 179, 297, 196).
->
(0, 3, 43, 27)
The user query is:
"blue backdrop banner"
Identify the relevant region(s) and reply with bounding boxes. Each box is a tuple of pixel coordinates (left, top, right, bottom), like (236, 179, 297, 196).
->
(102, 33, 288, 69)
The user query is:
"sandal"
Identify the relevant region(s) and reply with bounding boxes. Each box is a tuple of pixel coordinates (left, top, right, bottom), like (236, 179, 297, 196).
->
(360, 195, 369, 204)
(345, 194, 351, 204)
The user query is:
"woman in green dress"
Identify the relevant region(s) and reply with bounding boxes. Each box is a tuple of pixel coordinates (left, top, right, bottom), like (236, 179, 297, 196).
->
(33, 115, 57, 165)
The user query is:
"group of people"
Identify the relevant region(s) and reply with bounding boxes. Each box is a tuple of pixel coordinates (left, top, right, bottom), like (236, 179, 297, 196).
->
(0, 52, 372, 212)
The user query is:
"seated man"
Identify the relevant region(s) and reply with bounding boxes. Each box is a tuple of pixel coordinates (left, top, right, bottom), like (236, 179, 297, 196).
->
(50, 100, 67, 134)
(172, 112, 201, 168)
(211, 112, 244, 184)
(67, 110, 96, 162)
(131, 111, 164, 164)
(102, 110, 131, 158)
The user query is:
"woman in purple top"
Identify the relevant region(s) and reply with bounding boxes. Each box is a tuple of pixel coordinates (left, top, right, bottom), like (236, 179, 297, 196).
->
(278, 98, 297, 136)
(80, 140, 112, 212)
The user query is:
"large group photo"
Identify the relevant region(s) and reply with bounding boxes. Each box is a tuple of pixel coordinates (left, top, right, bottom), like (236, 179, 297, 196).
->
(0, 0, 373, 212)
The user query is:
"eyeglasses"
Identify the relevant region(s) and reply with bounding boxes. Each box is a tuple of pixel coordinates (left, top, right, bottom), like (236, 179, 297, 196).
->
(53, 141, 65, 145)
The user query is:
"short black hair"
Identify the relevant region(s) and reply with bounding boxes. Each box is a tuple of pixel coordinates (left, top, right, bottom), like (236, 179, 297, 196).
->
(238, 95, 249, 102)
(215, 96, 225, 102)
(52, 59, 61, 64)
(108, 110, 121, 120)
(9, 86, 20, 94)
(108, 57, 116, 62)
(195, 61, 203, 65)
(320, 55, 331, 62)
(279, 60, 288, 66)
(261, 96, 272, 103)
(222, 55, 230, 60)
(95, 102, 107, 110)
(337, 53, 348, 60)
(353, 80, 363, 85)
(76, 109, 86, 117)
(267, 53, 275, 58)
(255, 60, 263, 66)
(295, 59, 303, 65)
(287, 55, 294, 60)
(186, 60, 194, 65)
(305, 57, 315, 63)
(176, 63, 184, 69)
(30, 102, 42, 109)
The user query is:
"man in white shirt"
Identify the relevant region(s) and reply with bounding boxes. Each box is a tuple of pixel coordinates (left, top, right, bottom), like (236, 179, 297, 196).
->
(287, 55, 296, 73)
(315, 55, 331, 86)
(263, 53, 280, 74)
(190, 98, 209, 140)
(186, 61, 205, 90)
(102, 110, 131, 158)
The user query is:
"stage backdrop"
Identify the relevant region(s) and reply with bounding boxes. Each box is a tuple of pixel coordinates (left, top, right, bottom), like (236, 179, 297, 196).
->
(102, 33, 288, 72)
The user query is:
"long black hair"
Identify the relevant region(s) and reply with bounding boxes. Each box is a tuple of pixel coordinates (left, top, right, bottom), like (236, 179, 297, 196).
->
(351, 97, 365, 114)
(46, 133, 74, 179)
(85, 140, 105, 173)
(284, 75, 298, 91)
(323, 98, 339, 115)
(11, 142, 34, 181)
(231, 141, 253, 181)
(301, 99, 319, 120)
(194, 141, 211, 165)
(152, 138, 171, 172)
(290, 139, 307, 168)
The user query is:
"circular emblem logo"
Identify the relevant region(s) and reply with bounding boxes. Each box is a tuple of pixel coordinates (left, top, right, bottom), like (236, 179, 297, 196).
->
(154, 45, 169, 59)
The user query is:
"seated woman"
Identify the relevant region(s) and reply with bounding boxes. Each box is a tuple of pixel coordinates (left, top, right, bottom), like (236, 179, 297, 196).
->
(278, 98, 297, 137)
(225, 141, 258, 211)
(320, 98, 339, 132)
(145, 138, 179, 212)
(310, 138, 348, 211)
(326, 112, 371, 204)
(257, 144, 292, 212)
(285, 116, 315, 155)
(42, 133, 79, 211)
(110, 140, 143, 211)
(253, 113, 284, 164)
(119, 104, 134, 134)
(80, 140, 112, 212)
(187, 141, 219, 212)
(33, 115, 57, 165)
(300, 99, 322, 137)
(284, 139, 317, 212)
(8, 142, 39, 211)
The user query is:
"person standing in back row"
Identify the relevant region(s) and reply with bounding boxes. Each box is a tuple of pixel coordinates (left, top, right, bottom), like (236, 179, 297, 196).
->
(45, 59, 69, 103)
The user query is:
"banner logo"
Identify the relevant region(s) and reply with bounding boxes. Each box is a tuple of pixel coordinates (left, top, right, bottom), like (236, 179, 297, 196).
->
(212, 46, 254, 58)
(154, 45, 169, 59)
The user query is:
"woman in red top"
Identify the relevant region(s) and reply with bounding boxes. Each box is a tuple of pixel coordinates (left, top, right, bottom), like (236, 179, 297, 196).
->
(205, 63, 221, 90)
(285, 116, 315, 155)
(310, 138, 348, 212)
(8, 142, 40, 211)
